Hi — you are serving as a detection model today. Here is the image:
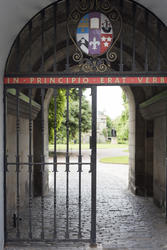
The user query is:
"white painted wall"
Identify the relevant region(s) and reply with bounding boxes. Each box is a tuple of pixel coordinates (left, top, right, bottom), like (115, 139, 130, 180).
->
(0, 1, 166, 249)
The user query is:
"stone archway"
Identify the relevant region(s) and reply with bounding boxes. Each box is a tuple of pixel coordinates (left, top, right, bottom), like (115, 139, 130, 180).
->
(3, 0, 167, 245)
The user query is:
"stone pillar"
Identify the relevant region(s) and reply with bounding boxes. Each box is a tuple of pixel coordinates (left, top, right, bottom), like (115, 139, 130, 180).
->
(153, 116, 166, 208)
(33, 89, 53, 196)
(145, 120, 153, 196)
(134, 106, 146, 195)
(122, 87, 136, 194)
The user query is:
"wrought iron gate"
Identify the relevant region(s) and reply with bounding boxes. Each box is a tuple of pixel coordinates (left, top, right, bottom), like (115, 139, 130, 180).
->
(4, 86, 97, 245)
(4, 0, 167, 246)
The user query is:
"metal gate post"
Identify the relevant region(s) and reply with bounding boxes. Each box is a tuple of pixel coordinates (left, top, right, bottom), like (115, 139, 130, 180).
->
(4, 87, 7, 242)
(165, 95, 167, 224)
(90, 86, 97, 246)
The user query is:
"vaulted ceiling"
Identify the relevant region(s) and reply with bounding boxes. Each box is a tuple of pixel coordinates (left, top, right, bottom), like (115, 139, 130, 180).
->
(1, 0, 167, 111)
(0, 0, 167, 73)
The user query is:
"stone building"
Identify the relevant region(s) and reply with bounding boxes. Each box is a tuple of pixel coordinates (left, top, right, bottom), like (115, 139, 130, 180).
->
(97, 111, 107, 143)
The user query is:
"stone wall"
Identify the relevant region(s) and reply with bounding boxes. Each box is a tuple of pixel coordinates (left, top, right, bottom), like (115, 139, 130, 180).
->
(5, 90, 41, 226)
(122, 87, 136, 194)
(6, 115, 32, 218)
(140, 90, 167, 209)
(153, 116, 166, 208)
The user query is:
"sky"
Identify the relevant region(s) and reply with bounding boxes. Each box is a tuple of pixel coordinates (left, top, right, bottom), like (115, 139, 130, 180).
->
(85, 86, 124, 120)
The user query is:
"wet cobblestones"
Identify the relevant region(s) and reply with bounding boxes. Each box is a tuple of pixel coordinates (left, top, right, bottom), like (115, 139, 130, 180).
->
(5, 151, 167, 249)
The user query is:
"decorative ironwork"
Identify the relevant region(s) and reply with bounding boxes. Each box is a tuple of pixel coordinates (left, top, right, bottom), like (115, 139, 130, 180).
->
(79, 58, 110, 73)
(67, 0, 122, 72)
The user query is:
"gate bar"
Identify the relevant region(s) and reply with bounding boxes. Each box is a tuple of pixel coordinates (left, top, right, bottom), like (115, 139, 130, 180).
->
(90, 86, 97, 246)
(65, 88, 70, 239)
(41, 10, 45, 72)
(53, 4, 57, 72)
(16, 89, 20, 238)
(78, 88, 82, 238)
(119, 0, 124, 72)
(66, 0, 70, 70)
(41, 89, 45, 239)
(145, 10, 149, 71)
(28, 21, 32, 72)
(28, 89, 33, 239)
(166, 105, 167, 222)
(157, 20, 161, 71)
(16, 35, 20, 72)
(132, 2, 136, 70)
(4, 87, 7, 241)
(53, 88, 58, 238)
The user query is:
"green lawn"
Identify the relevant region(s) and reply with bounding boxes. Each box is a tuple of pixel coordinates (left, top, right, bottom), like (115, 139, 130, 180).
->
(49, 143, 128, 151)
(123, 149, 129, 153)
(100, 156, 129, 165)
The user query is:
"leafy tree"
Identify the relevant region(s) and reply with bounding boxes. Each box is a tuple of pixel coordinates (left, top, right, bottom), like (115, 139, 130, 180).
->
(48, 89, 66, 144)
(60, 96, 91, 142)
(102, 128, 108, 139)
(106, 116, 113, 137)
(113, 91, 129, 144)
(48, 89, 91, 144)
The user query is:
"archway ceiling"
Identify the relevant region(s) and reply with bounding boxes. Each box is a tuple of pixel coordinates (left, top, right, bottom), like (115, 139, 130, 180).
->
(1, 0, 167, 104)
(1, 0, 167, 72)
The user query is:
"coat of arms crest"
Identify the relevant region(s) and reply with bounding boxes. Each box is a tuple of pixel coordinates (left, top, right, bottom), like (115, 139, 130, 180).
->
(76, 12, 113, 56)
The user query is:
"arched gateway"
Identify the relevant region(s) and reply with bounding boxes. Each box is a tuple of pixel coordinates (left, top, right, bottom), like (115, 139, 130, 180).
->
(4, 0, 167, 246)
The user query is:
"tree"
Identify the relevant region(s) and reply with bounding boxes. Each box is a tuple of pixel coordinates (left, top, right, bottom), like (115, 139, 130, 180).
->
(113, 91, 129, 144)
(63, 96, 91, 142)
(106, 116, 113, 138)
(48, 89, 91, 144)
(48, 89, 66, 144)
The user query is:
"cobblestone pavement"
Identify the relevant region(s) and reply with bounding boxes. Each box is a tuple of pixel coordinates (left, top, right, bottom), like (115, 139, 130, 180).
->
(5, 149, 167, 249)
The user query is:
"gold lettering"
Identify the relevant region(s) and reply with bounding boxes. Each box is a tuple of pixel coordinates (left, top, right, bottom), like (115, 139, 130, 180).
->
(58, 78, 63, 83)
(146, 77, 149, 83)
(13, 78, 19, 83)
(30, 78, 34, 83)
(37, 78, 41, 83)
(50, 78, 56, 83)
(138, 77, 143, 83)
(108, 78, 112, 83)
(122, 77, 126, 83)
(115, 78, 120, 84)
(83, 78, 88, 83)
(152, 77, 157, 83)
(100, 78, 105, 84)
(72, 78, 76, 83)
(161, 77, 165, 83)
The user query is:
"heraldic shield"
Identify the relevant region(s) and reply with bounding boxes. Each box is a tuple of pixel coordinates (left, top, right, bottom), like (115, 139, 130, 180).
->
(67, 0, 122, 72)
(76, 12, 113, 56)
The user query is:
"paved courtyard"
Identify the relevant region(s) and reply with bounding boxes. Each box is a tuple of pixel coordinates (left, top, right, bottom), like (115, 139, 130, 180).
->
(5, 148, 167, 249)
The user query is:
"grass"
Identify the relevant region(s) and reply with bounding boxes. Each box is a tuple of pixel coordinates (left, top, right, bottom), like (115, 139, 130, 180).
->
(123, 149, 129, 153)
(100, 156, 129, 165)
(49, 143, 128, 151)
